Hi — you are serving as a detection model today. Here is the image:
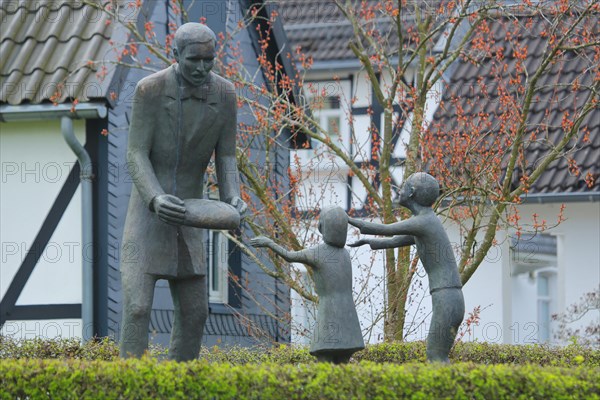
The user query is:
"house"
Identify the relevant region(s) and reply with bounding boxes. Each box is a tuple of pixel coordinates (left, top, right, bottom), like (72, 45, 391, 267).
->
(426, 13, 599, 346)
(278, 1, 599, 345)
(1, 0, 296, 347)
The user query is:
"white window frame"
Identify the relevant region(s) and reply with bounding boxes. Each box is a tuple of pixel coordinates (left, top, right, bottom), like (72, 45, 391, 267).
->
(207, 230, 229, 304)
(305, 80, 351, 158)
(509, 233, 558, 344)
(536, 269, 556, 343)
(317, 108, 345, 150)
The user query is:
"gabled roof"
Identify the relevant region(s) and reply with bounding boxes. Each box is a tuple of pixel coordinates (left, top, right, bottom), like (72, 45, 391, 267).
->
(278, 0, 442, 67)
(279, 0, 363, 62)
(278, 3, 598, 197)
(430, 14, 599, 195)
(0, 0, 129, 105)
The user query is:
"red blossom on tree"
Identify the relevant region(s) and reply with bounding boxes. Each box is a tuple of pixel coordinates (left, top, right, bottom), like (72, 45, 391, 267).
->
(78, 0, 599, 341)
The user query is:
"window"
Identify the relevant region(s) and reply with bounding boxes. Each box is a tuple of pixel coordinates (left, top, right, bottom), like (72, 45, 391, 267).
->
(207, 230, 229, 304)
(314, 95, 343, 152)
(510, 233, 558, 344)
(537, 271, 556, 343)
(291, 80, 352, 211)
(204, 189, 230, 305)
(305, 80, 351, 155)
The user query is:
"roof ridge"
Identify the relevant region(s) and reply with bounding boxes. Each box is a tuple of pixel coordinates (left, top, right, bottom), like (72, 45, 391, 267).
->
(0, 65, 95, 77)
(0, 0, 99, 15)
(284, 20, 352, 30)
(0, 32, 111, 46)
(284, 15, 408, 31)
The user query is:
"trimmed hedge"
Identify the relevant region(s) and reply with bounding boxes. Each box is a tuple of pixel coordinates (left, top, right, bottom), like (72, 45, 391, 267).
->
(0, 336, 119, 361)
(1, 359, 599, 399)
(2, 336, 598, 367)
(355, 341, 600, 367)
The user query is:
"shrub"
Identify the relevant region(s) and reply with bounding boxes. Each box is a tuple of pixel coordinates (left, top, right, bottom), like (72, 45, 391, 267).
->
(351, 341, 600, 366)
(0, 359, 598, 399)
(450, 341, 600, 366)
(199, 343, 314, 364)
(1, 336, 598, 367)
(0, 336, 118, 360)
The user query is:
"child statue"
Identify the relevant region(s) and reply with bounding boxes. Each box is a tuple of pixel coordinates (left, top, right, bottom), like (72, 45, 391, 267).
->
(348, 172, 464, 363)
(250, 206, 365, 364)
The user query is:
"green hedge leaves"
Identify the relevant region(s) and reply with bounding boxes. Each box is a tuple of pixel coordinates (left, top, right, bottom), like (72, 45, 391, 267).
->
(1, 359, 599, 399)
(2, 337, 598, 398)
(2, 337, 598, 367)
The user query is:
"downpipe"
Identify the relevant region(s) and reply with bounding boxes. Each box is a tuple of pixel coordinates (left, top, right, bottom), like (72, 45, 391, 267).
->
(61, 117, 94, 342)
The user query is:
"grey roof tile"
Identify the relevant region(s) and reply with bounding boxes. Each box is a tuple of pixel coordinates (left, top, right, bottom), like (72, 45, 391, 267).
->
(0, 0, 129, 104)
(278, 0, 441, 63)
(431, 15, 599, 195)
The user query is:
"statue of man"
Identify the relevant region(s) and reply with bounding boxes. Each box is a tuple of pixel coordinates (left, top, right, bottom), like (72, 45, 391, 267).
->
(120, 23, 246, 361)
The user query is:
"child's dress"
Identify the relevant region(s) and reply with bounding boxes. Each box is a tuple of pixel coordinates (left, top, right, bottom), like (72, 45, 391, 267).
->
(309, 245, 365, 356)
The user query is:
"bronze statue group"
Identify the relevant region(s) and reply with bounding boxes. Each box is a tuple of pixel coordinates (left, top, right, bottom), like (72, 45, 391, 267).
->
(120, 23, 464, 364)
(252, 172, 464, 364)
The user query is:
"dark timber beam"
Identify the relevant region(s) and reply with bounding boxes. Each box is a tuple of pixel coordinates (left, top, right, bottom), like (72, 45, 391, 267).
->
(0, 164, 81, 327)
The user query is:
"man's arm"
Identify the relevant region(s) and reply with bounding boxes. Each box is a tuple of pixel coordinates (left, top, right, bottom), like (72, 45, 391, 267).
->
(127, 82, 165, 208)
(349, 235, 415, 249)
(127, 81, 185, 224)
(215, 81, 246, 214)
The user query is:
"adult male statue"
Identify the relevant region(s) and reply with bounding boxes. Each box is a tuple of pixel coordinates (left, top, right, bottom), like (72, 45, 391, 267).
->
(120, 23, 246, 361)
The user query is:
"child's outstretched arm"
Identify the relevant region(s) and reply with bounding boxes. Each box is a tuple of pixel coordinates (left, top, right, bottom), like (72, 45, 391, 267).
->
(250, 236, 314, 266)
(349, 235, 415, 250)
(348, 217, 424, 236)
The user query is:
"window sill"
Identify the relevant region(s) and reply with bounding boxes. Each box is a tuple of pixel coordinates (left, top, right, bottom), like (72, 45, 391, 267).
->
(209, 303, 236, 315)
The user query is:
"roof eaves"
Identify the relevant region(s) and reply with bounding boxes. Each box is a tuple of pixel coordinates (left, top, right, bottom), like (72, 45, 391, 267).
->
(520, 192, 600, 204)
(308, 59, 364, 72)
(0, 102, 108, 121)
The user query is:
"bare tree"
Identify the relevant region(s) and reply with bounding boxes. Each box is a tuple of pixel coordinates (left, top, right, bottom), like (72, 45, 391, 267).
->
(79, 0, 599, 341)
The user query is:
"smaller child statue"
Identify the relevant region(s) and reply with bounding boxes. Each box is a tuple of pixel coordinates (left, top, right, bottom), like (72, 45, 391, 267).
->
(250, 206, 365, 364)
(349, 172, 464, 363)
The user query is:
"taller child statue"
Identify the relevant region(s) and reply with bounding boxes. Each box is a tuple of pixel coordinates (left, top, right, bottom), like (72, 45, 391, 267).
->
(349, 173, 464, 363)
(120, 23, 247, 361)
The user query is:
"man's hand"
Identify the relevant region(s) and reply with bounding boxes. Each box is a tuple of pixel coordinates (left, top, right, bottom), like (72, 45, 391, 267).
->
(229, 196, 248, 216)
(348, 217, 366, 232)
(348, 239, 369, 248)
(249, 236, 272, 248)
(153, 194, 186, 226)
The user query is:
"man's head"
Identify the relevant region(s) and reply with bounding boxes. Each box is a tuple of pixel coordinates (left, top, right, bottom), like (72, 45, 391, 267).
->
(399, 172, 440, 208)
(174, 23, 217, 86)
(318, 206, 348, 248)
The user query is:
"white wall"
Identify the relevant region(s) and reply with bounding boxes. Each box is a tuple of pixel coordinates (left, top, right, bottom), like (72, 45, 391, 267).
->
(1, 119, 86, 339)
(516, 201, 600, 344)
(510, 272, 543, 344)
(350, 237, 387, 343)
